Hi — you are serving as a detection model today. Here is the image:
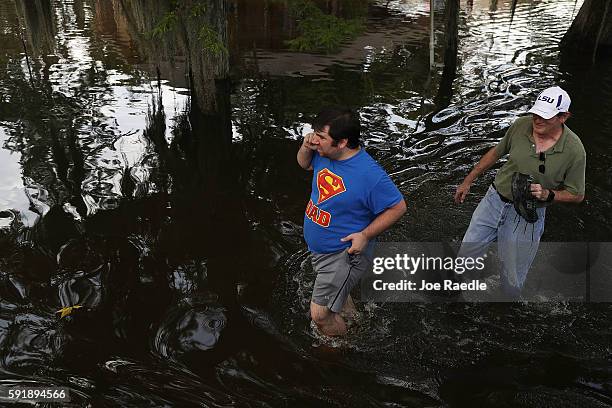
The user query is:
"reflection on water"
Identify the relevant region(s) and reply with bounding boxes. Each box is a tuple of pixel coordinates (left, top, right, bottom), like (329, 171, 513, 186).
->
(1, 0, 611, 406)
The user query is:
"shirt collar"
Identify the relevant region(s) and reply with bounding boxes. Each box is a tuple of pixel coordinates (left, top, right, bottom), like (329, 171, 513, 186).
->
(526, 122, 569, 154)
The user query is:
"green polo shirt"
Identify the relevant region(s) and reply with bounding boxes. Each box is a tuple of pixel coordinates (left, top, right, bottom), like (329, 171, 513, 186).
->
(493, 115, 586, 206)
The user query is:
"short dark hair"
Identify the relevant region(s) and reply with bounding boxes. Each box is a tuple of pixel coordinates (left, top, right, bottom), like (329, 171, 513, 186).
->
(312, 107, 360, 149)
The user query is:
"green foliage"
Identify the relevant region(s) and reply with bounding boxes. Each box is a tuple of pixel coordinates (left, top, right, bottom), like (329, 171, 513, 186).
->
(285, 0, 365, 53)
(151, 11, 178, 39)
(189, 3, 207, 18)
(150, 1, 226, 55)
(198, 25, 227, 56)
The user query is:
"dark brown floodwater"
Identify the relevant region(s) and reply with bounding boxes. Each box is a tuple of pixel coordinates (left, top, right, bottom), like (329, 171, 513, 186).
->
(1, 0, 611, 406)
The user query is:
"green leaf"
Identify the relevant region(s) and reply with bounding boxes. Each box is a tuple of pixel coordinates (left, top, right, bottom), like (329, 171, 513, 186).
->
(198, 25, 228, 56)
(285, 0, 365, 53)
(151, 11, 178, 39)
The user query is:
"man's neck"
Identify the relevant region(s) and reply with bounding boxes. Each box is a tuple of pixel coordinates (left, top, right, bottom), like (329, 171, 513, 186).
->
(534, 125, 563, 142)
(334, 146, 361, 161)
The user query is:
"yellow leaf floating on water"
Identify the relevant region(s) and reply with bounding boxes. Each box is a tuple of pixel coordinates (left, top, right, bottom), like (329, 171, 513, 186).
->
(56, 305, 83, 319)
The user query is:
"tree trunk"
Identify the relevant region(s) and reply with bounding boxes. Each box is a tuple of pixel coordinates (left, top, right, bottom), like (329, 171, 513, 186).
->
(560, 0, 612, 63)
(116, 0, 230, 113)
(435, 0, 459, 109)
(183, 0, 230, 114)
(15, 0, 56, 57)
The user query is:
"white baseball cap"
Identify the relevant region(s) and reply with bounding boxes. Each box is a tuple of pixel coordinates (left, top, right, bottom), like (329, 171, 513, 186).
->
(528, 86, 571, 119)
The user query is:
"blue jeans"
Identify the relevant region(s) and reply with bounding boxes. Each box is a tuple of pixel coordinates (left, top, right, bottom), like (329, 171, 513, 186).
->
(458, 185, 546, 298)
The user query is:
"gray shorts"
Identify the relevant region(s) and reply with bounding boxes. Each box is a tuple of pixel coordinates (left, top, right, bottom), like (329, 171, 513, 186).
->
(310, 248, 372, 313)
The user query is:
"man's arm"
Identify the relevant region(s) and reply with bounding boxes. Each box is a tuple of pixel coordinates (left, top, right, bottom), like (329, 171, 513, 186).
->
(530, 185, 584, 203)
(454, 147, 499, 204)
(341, 199, 407, 254)
(297, 132, 316, 170)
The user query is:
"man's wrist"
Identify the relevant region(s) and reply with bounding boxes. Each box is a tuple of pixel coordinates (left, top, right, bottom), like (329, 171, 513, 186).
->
(545, 189, 555, 202)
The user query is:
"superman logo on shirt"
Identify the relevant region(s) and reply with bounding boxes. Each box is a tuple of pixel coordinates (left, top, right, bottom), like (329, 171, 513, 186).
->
(305, 168, 347, 227)
(316, 168, 346, 204)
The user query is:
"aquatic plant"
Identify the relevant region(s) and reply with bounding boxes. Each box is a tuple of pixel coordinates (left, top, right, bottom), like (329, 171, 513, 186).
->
(285, 0, 366, 53)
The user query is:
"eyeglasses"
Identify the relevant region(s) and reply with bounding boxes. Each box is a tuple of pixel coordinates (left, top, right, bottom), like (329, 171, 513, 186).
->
(539, 152, 545, 174)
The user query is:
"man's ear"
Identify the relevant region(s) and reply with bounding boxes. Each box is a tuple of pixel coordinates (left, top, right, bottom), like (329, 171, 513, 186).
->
(337, 138, 348, 149)
(560, 112, 572, 123)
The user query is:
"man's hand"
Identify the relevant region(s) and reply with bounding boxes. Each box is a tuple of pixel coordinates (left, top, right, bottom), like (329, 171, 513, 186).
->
(530, 183, 549, 201)
(341, 231, 369, 254)
(297, 132, 318, 170)
(454, 146, 499, 204)
(302, 132, 318, 151)
(454, 181, 471, 204)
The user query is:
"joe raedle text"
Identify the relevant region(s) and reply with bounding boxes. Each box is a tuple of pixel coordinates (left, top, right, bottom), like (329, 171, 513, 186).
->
(372, 279, 487, 292)
(370, 253, 488, 294)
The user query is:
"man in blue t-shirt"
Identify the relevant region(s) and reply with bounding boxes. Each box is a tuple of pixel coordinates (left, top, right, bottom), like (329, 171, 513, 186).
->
(297, 107, 406, 336)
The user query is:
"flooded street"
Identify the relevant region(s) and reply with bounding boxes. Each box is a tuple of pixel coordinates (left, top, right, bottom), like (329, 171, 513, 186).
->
(1, 0, 612, 406)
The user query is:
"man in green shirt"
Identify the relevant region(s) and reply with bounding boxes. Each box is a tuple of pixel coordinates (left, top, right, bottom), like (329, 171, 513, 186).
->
(454, 86, 586, 297)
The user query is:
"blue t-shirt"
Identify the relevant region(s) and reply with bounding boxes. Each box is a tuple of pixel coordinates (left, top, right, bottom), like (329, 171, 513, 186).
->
(303, 149, 403, 254)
